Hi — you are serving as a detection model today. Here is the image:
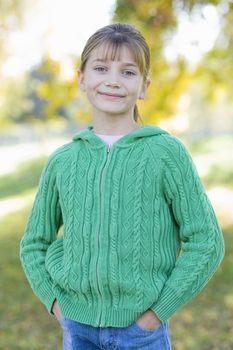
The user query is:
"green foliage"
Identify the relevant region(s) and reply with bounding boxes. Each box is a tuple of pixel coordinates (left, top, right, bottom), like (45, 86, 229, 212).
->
(0, 0, 27, 59)
(0, 77, 27, 127)
(0, 55, 92, 126)
(0, 0, 26, 27)
(113, 0, 193, 123)
(19, 57, 78, 122)
(114, 0, 176, 31)
(194, 2, 233, 104)
(113, 0, 233, 126)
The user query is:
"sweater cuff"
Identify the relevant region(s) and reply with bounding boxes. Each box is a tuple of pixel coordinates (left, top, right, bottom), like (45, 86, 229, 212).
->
(37, 280, 56, 315)
(150, 286, 185, 322)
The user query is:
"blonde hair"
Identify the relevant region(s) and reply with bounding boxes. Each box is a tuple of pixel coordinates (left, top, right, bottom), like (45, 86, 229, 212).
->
(80, 23, 150, 123)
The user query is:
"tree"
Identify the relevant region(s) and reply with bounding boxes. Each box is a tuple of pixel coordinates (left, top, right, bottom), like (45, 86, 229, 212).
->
(15, 56, 80, 123)
(0, 0, 29, 68)
(113, 0, 223, 124)
(194, 1, 233, 103)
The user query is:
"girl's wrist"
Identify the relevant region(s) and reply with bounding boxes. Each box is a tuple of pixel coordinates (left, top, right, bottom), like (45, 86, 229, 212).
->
(148, 309, 161, 322)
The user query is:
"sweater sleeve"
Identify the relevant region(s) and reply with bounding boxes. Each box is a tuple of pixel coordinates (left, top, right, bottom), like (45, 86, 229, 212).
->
(20, 150, 63, 314)
(150, 136, 225, 322)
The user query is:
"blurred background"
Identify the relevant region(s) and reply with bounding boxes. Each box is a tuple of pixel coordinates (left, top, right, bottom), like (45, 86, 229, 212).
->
(0, 0, 232, 349)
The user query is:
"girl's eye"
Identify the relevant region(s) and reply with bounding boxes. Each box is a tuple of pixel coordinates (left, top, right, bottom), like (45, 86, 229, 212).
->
(123, 70, 136, 76)
(94, 66, 107, 72)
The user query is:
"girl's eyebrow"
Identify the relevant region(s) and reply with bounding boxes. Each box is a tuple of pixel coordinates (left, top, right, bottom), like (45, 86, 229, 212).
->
(91, 58, 138, 67)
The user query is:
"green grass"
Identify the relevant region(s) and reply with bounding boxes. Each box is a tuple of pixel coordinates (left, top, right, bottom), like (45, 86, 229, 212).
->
(0, 208, 62, 349)
(0, 156, 47, 199)
(187, 135, 233, 189)
(0, 141, 232, 349)
(202, 164, 233, 189)
(170, 229, 233, 350)
(187, 135, 233, 155)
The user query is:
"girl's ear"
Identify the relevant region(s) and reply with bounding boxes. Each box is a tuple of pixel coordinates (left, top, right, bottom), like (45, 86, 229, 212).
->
(139, 79, 150, 100)
(77, 68, 86, 92)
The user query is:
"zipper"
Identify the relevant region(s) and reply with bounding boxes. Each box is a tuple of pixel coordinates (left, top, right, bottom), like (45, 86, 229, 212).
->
(96, 145, 111, 327)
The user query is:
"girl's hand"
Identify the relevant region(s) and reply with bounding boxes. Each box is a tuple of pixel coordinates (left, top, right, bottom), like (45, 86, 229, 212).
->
(52, 299, 63, 321)
(135, 308, 161, 330)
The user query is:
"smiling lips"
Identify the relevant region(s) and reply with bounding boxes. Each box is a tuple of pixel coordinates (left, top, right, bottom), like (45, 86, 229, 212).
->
(98, 91, 125, 98)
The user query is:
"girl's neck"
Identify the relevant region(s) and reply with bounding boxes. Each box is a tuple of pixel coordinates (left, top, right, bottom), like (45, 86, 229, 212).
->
(92, 120, 141, 136)
(90, 104, 142, 135)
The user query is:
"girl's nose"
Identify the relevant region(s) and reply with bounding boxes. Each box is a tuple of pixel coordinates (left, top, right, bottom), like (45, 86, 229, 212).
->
(104, 81, 120, 88)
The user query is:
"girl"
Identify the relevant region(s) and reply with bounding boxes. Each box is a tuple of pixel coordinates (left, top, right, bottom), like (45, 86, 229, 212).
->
(20, 23, 224, 350)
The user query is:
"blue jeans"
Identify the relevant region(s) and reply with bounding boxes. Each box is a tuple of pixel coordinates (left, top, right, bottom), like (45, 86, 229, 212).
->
(59, 318, 172, 349)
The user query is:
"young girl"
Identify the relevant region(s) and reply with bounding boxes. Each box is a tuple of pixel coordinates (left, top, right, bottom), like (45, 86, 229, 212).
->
(20, 23, 224, 350)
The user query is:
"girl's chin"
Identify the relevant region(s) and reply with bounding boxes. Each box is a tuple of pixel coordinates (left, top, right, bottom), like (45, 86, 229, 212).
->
(95, 109, 126, 115)
(94, 102, 127, 114)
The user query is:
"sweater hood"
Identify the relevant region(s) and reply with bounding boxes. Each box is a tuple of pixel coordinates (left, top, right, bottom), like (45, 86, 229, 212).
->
(72, 124, 168, 148)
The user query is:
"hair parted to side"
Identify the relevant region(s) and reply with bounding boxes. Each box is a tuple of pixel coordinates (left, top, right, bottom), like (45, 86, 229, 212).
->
(80, 22, 150, 123)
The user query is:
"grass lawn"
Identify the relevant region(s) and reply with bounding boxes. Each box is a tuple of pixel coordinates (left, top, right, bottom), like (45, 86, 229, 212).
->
(0, 142, 232, 349)
(0, 208, 62, 349)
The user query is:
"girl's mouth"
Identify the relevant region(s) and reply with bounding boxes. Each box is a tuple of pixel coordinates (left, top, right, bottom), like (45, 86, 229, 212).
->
(98, 92, 125, 99)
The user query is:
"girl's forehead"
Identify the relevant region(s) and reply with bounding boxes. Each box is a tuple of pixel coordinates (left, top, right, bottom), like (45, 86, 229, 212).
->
(89, 44, 137, 64)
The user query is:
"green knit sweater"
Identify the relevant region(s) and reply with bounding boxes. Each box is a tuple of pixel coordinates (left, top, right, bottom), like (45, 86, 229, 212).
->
(20, 125, 224, 327)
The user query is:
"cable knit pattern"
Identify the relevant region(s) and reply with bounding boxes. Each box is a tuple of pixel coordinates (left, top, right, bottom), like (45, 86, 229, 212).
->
(20, 125, 225, 327)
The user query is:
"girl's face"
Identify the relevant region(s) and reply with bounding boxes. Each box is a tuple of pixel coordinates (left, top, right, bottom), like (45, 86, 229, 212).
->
(78, 44, 149, 119)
